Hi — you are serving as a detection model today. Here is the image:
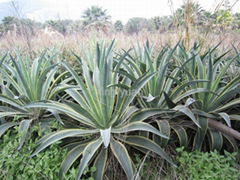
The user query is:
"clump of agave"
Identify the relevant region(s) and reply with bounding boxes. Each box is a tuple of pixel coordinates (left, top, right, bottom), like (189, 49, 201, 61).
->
(26, 42, 175, 179)
(0, 41, 240, 180)
(0, 51, 68, 149)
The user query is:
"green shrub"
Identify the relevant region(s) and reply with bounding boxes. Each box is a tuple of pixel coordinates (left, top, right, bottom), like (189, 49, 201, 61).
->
(176, 147, 240, 180)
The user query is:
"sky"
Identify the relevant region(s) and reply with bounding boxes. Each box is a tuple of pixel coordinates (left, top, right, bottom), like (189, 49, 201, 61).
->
(0, 0, 239, 23)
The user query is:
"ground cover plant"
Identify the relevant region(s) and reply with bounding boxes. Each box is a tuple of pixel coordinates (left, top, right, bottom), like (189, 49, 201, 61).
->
(176, 147, 240, 180)
(0, 40, 239, 179)
(0, 123, 89, 180)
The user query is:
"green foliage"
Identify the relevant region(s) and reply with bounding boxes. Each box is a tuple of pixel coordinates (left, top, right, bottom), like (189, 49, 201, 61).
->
(0, 129, 77, 180)
(176, 147, 240, 180)
(134, 153, 164, 180)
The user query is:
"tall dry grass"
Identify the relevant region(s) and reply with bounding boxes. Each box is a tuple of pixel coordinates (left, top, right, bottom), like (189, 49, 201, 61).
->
(1, 30, 240, 54)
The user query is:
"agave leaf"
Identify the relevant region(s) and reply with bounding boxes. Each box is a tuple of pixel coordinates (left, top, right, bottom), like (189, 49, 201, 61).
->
(36, 131, 55, 145)
(154, 120, 170, 147)
(133, 151, 150, 180)
(100, 127, 111, 148)
(65, 89, 91, 112)
(218, 112, 231, 127)
(0, 95, 27, 111)
(193, 117, 208, 150)
(47, 109, 64, 125)
(0, 67, 25, 95)
(223, 134, 238, 152)
(122, 106, 139, 123)
(172, 125, 188, 147)
(62, 62, 102, 121)
(63, 101, 99, 127)
(110, 137, 135, 180)
(192, 109, 216, 119)
(17, 119, 32, 150)
(112, 122, 168, 139)
(173, 105, 200, 127)
(40, 66, 58, 100)
(0, 112, 26, 118)
(76, 138, 103, 180)
(184, 98, 196, 107)
(124, 136, 175, 166)
(116, 69, 137, 81)
(59, 143, 88, 180)
(173, 88, 210, 103)
(114, 48, 133, 73)
(163, 92, 176, 108)
(208, 129, 223, 151)
(0, 53, 7, 66)
(209, 88, 240, 111)
(0, 122, 18, 137)
(128, 108, 173, 122)
(107, 83, 130, 90)
(92, 148, 108, 180)
(9, 55, 32, 100)
(214, 98, 240, 112)
(31, 129, 99, 157)
(211, 56, 237, 94)
(202, 54, 213, 110)
(170, 80, 209, 100)
(120, 72, 156, 112)
(143, 94, 156, 102)
(213, 75, 240, 103)
(229, 115, 240, 121)
(26, 102, 95, 127)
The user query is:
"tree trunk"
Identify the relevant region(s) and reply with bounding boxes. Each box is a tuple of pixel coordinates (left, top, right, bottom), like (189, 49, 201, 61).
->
(208, 118, 240, 140)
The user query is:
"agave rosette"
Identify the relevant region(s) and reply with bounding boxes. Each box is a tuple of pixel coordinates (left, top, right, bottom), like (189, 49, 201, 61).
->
(27, 42, 175, 180)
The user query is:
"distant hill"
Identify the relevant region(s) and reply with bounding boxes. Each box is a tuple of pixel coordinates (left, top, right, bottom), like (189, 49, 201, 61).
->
(0, 0, 42, 22)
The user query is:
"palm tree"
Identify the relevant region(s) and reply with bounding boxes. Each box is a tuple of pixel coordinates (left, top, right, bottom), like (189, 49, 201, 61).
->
(114, 20, 123, 32)
(82, 6, 111, 31)
(174, 2, 205, 27)
(174, 1, 205, 49)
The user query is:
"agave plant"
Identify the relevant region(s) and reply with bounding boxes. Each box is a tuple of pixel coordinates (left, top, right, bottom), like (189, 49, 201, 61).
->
(27, 42, 175, 180)
(116, 42, 209, 147)
(172, 43, 240, 151)
(0, 51, 68, 149)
